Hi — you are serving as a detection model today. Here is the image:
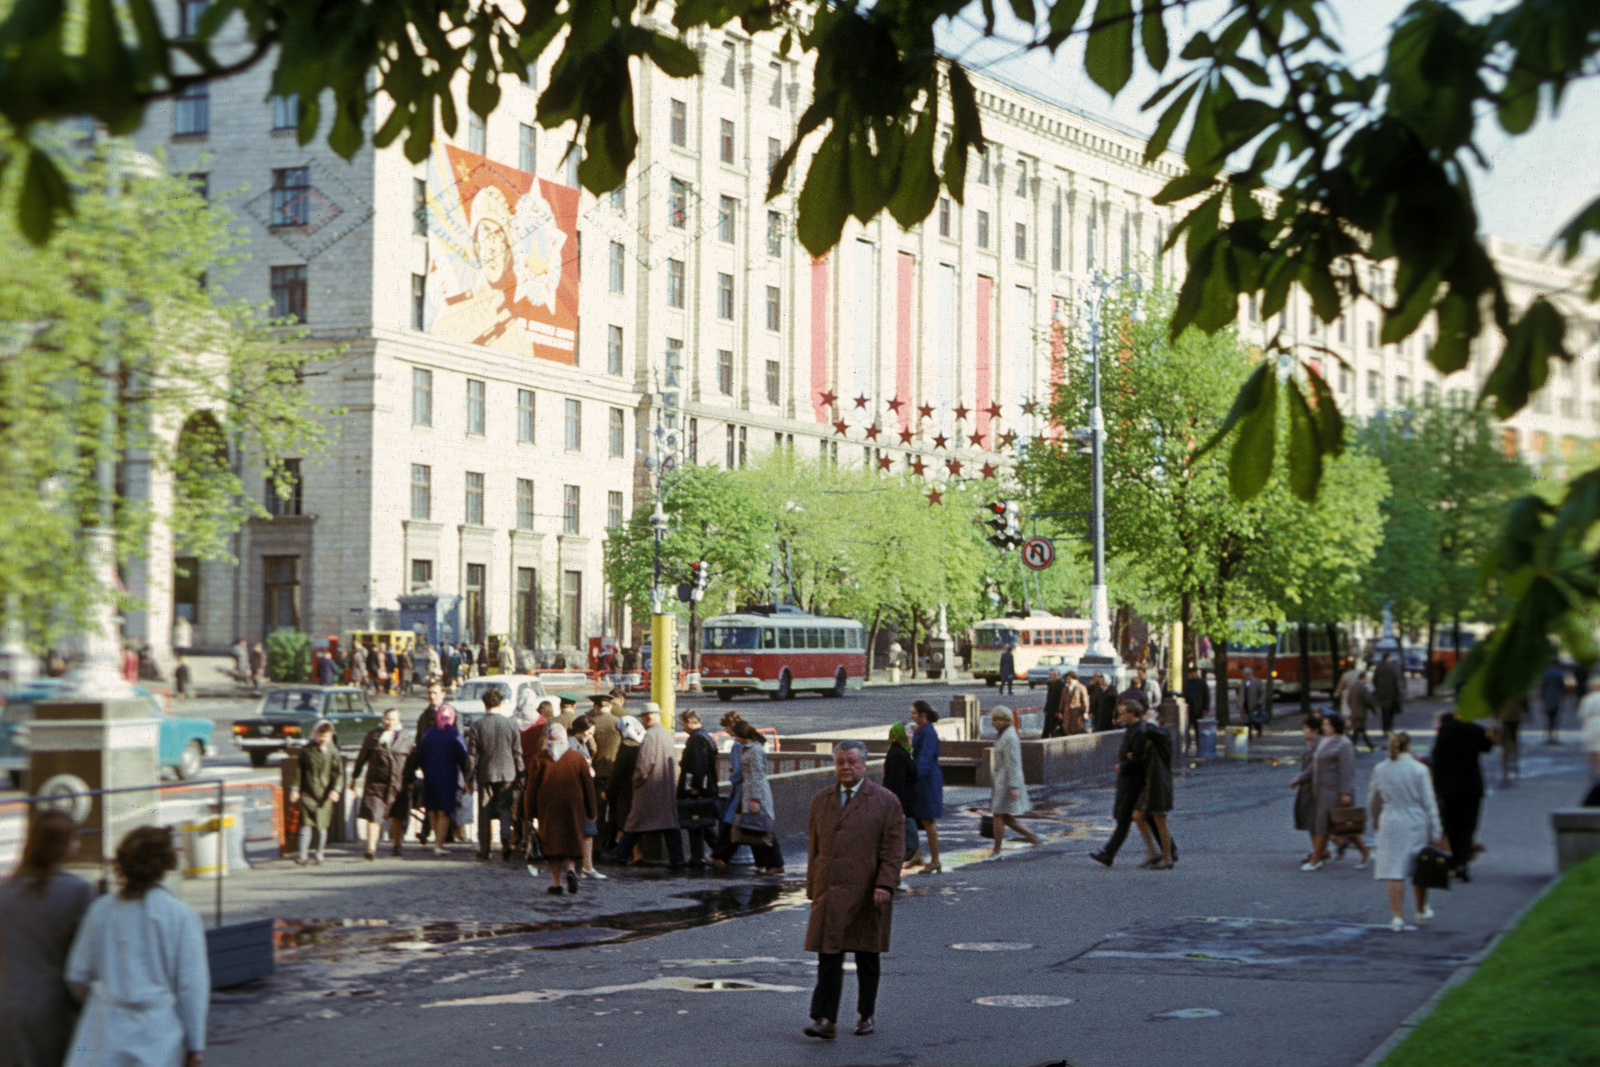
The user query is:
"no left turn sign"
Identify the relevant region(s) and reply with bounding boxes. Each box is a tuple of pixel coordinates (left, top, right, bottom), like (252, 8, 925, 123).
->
(1021, 536, 1055, 570)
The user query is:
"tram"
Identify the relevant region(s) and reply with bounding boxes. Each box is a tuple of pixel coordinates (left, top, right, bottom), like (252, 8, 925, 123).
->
(698, 606, 867, 701)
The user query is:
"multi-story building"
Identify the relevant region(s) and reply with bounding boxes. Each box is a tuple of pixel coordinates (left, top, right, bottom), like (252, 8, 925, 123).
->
(133, 7, 1598, 660)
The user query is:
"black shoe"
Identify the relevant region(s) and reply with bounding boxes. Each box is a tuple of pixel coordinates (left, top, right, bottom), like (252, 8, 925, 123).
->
(1455, 867, 1472, 883)
(546, 885, 564, 895)
(686, 859, 706, 869)
(853, 1016, 875, 1036)
(804, 1020, 836, 1040)
(476, 852, 491, 861)
(1090, 851, 1113, 868)
(565, 868, 580, 894)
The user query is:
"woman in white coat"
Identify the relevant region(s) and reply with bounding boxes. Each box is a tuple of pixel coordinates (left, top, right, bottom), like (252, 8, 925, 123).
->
(1367, 732, 1446, 932)
(987, 708, 1041, 856)
(66, 827, 208, 1067)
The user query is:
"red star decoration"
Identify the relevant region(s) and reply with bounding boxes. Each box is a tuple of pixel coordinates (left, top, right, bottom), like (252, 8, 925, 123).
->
(877, 455, 894, 472)
(985, 403, 1003, 420)
(981, 462, 999, 479)
(1021, 398, 1039, 416)
(946, 459, 964, 476)
(898, 428, 915, 445)
(932, 433, 948, 450)
(832, 419, 850, 437)
(910, 457, 928, 476)
(998, 431, 1018, 448)
(953, 403, 970, 421)
(819, 390, 838, 407)
(853, 394, 870, 410)
(1032, 435, 1047, 448)
(926, 489, 943, 506)
(864, 423, 881, 441)
(886, 396, 905, 414)
(917, 402, 935, 420)
(970, 432, 986, 450)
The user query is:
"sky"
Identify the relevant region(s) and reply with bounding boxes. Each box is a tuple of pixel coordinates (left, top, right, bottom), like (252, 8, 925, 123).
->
(935, 0, 1600, 251)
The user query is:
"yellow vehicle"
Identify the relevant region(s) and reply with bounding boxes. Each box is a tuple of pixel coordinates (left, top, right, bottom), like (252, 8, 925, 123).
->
(342, 631, 417, 688)
(485, 633, 513, 674)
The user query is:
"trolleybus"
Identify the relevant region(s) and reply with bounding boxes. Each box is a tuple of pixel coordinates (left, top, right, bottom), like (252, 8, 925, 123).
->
(698, 606, 866, 701)
(970, 614, 1090, 685)
(1226, 625, 1351, 697)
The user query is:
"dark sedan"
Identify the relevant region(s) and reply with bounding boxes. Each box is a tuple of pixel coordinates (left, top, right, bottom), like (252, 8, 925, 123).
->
(230, 686, 379, 766)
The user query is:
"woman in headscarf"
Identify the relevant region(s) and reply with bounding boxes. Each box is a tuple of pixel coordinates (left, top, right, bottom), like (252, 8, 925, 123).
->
(350, 707, 414, 859)
(987, 707, 1041, 857)
(525, 724, 598, 895)
(292, 720, 343, 866)
(415, 705, 471, 857)
(605, 715, 645, 861)
(908, 700, 945, 873)
(1288, 713, 1324, 865)
(882, 721, 920, 866)
(709, 718, 783, 875)
(1, 811, 94, 1067)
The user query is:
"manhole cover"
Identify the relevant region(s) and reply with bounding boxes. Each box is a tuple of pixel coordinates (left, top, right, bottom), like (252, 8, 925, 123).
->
(1155, 1007, 1224, 1019)
(951, 942, 1036, 952)
(974, 994, 1075, 1008)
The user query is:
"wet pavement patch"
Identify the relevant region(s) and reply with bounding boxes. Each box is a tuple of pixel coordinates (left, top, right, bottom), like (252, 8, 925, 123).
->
(1052, 916, 1480, 984)
(420, 974, 807, 1008)
(974, 994, 1075, 1008)
(1153, 1007, 1224, 1020)
(950, 942, 1036, 952)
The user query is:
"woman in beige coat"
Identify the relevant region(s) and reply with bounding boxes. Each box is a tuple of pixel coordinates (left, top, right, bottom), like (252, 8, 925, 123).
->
(987, 708, 1040, 856)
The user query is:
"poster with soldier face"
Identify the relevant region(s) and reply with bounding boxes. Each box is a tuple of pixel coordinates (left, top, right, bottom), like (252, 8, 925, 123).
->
(421, 145, 580, 363)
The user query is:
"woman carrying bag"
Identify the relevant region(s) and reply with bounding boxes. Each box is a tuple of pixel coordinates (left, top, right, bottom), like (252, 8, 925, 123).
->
(1368, 731, 1447, 932)
(1303, 713, 1371, 872)
(985, 708, 1040, 856)
(711, 719, 784, 874)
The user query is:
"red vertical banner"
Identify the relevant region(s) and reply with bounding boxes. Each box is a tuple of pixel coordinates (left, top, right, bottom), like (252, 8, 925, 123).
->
(975, 275, 993, 442)
(1048, 296, 1068, 438)
(895, 252, 915, 433)
(811, 256, 830, 423)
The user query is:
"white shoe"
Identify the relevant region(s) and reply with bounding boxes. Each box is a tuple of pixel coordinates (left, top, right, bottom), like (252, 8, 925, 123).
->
(1418, 906, 1435, 922)
(1300, 860, 1324, 872)
(581, 868, 608, 880)
(433, 847, 447, 857)
(1354, 856, 1371, 870)
(1390, 917, 1406, 932)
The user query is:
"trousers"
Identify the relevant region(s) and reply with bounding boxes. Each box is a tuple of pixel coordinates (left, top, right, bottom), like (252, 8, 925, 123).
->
(613, 829, 685, 867)
(1381, 703, 1399, 734)
(711, 830, 784, 870)
(1438, 792, 1482, 872)
(297, 824, 327, 862)
(477, 781, 517, 858)
(810, 951, 881, 1023)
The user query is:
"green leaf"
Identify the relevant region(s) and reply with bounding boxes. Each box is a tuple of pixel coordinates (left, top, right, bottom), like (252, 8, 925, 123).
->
(1043, 0, 1086, 47)
(796, 130, 851, 256)
(17, 145, 73, 246)
(888, 97, 940, 230)
(1084, 0, 1134, 97)
(1305, 363, 1345, 458)
(1228, 361, 1278, 500)
(1153, 170, 1214, 206)
(942, 62, 984, 203)
(1008, 0, 1038, 25)
(1194, 359, 1271, 460)
(1481, 298, 1568, 418)
(1139, 0, 1168, 72)
(1285, 379, 1321, 502)
(1144, 79, 1196, 162)
(645, 33, 700, 78)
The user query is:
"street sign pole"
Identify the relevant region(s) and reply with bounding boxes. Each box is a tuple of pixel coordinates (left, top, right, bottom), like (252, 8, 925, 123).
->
(651, 611, 676, 730)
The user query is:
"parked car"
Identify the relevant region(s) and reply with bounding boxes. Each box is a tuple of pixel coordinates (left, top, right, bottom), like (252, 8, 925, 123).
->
(230, 686, 379, 766)
(1024, 654, 1073, 689)
(450, 675, 550, 726)
(2, 680, 214, 788)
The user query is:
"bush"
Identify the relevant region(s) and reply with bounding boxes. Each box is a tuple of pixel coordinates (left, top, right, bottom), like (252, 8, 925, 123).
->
(266, 630, 311, 682)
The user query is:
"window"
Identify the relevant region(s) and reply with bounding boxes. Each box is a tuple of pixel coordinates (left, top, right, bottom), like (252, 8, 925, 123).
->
(265, 458, 303, 517)
(187, 172, 210, 201)
(562, 485, 581, 534)
(1120, 218, 1130, 270)
(518, 122, 535, 172)
(769, 62, 783, 105)
(607, 491, 624, 530)
(1367, 369, 1381, 400)
(721, 40, 737, 87)
(270, 166, 310, 227)
(977, 147, 990, 184)
(718, 196, 736, 242)
(515, 568, 538, 647)
(174, 83, 208, 135)
(174, 557, 200, 623)
(517, 478, 535, 530)
(272, 93, 299, 131)
(409, 463, 432, 519)
(177, 0, 208, 37)
(1366, 321, 1377, 350)
(413, 178, 428, 235)
(766, 360, 781, 405)
(670, 99, 687, 146)
(609, 408, 625, 458)
(610, 186, 626, 212)
(938, 196, 951, 237)
(1338, 315, 1348, 343)
(563, 399, 582, 451)
(717, 349, 734, 395)
(466, 379, 485, 435)
(263, 556, 300, 632)
(666, 258, 686, 308)
(412, 368, 433, 426)
(1051, 199, 1062, 271)
(1015, 222, 1027, 260)
(720, 119, 736, 164)
(269, 265, 307, 323)
(468, 113, 486, 155)
(1015, 158, 1029, 196)
(717, 273, 734, 319)
(976, 210, 989, 249)
(464, 471, 485, 525)
(411, 559, 434, 594)
(410, 273, 426, 330)
(560, 570, 582, 645)
(517, 388, 535, 443)
(765, 285, 781, 331)
(1338, 365, 1353, 394)
(464, 564, 485, 644)
(767, 137, 782, 177)
(1086, 212, 1097, 272)
(726, 424, 737, 467)
(607, 325, 624, 376)
(609, 241, 625, 292)
(688, 415, 698, 463)
(1396, 375, 1411, 404)
(1424, 381, 1439, 406)
(739, 425, 747, 467)
(668, 178, 688, 228)
(766, 210, 782, 256)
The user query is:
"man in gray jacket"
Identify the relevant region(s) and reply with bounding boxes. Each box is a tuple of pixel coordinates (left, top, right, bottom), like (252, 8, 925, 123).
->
(468, 688, 524, 860)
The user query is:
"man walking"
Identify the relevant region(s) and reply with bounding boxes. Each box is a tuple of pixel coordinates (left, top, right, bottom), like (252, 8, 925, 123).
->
(1063, 671, 1089, 735)
(1240, 667, 1269, 738)
(1182, 667, 1211, 748)
(468, 687, 524, 861)
(1373, 653, 1405, 736)
(426, 642, 442, 684)
(1496, 695, 1526, 783)
(1041, 668, 1066, 739)
(1090, 701, 1148, 868)
(1430, 710, 1495, 882)
(610, 704, 684, 868)
(589, 695, 623, 853)
(677, 709, 720, 868)
(998, 645, 1016, 695)
(1089, 672, 1117, 732)
(233, 637, 251, 684)
(249, 641, 267, 688)
(1539, 659, 1567, 744)
(413, 680, 450, 844)
(398, 645, 415, 696)
(804, 740, 904, 1040)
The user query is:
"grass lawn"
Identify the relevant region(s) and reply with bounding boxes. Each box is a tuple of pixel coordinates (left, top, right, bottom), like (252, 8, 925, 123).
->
(1382, 853, 1600, 1067)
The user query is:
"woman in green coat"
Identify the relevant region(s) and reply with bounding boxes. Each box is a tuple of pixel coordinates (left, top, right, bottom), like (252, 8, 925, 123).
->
(293, 719, 344, 865)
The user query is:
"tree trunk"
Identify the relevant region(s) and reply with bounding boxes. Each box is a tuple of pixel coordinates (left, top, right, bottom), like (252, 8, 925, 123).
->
(1425, 611, 1437, 697)
(1325, 621, 1344, 690)
(1180, 593, 1195, 672)
(908, 611, 919, 680)
(1450, 611, 1463, 691)
(1215, 637, 1231, 727)
(689, 599, 698, 671)
(865, 607, 883, 681)
(1266, 620, 1278, 708)
(1297, 615, 1313, 717)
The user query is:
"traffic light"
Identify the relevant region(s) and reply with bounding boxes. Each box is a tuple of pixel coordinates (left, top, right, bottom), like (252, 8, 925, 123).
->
(983, 501, 1023, 550)
(688, 560, 709, 601)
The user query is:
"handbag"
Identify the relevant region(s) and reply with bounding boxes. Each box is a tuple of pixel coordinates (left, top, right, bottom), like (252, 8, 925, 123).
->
(677, 796, 720, 830)
(1412, 845, 1452, 890)
(1327, 806, 1367, 837)
(731, 807, 774, 845)
(979, 814, 995, 838)
(523, 827, 544, 863)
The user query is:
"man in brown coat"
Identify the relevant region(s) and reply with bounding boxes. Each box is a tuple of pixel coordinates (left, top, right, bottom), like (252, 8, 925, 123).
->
(609, 704, 684, 868)
(803, 740, 904, 1040)
(1063, 671, 1090, 735)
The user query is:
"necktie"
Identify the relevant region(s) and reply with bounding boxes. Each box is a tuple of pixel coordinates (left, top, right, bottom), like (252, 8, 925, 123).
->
(842, 786, 855, 806)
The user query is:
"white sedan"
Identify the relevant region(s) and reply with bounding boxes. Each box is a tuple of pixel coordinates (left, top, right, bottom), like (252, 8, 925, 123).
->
(1024, 654, 1073, 688)
(450, 675, 551, 725)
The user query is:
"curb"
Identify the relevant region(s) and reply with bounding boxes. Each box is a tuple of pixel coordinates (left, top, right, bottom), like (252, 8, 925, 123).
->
(1349, 871, 1563, 1067)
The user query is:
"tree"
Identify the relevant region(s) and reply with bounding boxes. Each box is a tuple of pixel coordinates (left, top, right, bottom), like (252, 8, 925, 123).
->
(0, 139, 329, 649)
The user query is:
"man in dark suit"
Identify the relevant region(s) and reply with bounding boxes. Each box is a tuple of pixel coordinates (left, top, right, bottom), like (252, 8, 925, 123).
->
(1182, 667, 1211, 748)
(1091, 700, 1148, 867)
(998, 646, 1016, 695)
(1373, 653, 1404, 735)
(1041, 669, 1066, 739)
(468, 687, 525, 861)
(1089, 672, 1118, 732)
(1430, 711, 1495, 881)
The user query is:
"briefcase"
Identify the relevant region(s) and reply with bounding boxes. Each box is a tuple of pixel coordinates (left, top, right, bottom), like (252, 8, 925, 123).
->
(1412, 846, 1452, 890)
(1327, 806, 1367, 837)
(677, 796, 720, 830)
(980, 814, 995, 838)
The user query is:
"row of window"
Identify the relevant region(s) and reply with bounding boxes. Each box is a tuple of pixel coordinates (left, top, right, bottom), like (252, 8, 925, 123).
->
(408, 465, 624, 534)
(409, 368, 627, 454)
(931, 193, 1165, 279)
(710, 39, 789, 104)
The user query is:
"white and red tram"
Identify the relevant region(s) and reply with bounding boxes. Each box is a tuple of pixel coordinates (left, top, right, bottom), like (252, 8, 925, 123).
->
(698, 606, 867, 701)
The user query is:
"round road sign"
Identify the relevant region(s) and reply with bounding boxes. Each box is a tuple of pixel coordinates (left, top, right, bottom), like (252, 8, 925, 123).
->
(1021, 536, 1055, 571)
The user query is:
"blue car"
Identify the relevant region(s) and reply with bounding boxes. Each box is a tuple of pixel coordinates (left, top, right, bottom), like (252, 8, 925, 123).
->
(1, 679, 215, 789)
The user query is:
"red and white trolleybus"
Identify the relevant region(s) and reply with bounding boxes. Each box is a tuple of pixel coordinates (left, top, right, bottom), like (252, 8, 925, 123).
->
(699, 606, 866, 701)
